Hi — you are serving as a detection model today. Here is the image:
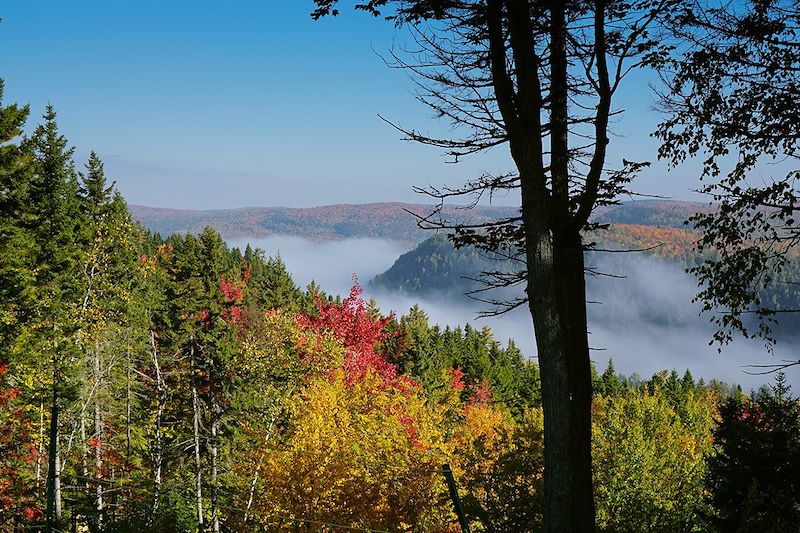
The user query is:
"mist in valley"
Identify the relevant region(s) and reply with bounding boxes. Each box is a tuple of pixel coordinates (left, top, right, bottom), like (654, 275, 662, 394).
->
(231, 235, 798, 390)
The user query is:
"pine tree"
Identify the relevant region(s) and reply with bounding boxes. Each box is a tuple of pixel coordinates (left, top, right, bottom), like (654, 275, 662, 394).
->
(23, 105, 86, 532)
(75, 151, 138, 531)
(0, 80, 32, 357)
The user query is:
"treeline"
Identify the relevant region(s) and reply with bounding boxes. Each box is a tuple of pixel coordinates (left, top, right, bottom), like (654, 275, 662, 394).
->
(2, 89, 800, 532)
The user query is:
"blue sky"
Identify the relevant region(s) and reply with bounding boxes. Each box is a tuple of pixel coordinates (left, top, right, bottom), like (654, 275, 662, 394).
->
(1, 1, 699, 209)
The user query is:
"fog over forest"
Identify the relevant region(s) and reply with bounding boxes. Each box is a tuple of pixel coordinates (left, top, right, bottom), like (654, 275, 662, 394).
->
(230, 236, 799, 390)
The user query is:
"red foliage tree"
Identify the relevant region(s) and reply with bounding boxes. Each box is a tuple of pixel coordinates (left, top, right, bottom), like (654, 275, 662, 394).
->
(0, 362, 41, 526)
(299, 282, 408, 387)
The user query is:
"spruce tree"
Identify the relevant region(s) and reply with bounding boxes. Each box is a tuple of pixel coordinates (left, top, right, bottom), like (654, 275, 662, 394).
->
(24, 105, 86, 532)
(0, 80, 32, 357)
(76, 151, 138, 531)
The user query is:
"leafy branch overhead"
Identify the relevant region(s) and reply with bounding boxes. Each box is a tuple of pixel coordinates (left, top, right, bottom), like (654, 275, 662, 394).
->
(656, 0, 800, 346)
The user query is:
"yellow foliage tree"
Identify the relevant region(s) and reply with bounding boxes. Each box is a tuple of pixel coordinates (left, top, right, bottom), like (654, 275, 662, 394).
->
(253, 368, 456, 532)
(592, 388, 717, 532)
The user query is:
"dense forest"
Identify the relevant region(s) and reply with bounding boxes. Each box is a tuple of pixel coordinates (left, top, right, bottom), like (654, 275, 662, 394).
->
(2, 86, 800, 532)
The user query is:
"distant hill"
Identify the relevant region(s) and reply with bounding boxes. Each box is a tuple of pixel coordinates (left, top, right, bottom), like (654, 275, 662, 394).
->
(129, 200, 711, 244)
(370, 224, 702, 298)
(592, 200, 711, 228)
(369, 227, 800, 338)
(370, 234, 493, 295)
(129, 202, 515, 245)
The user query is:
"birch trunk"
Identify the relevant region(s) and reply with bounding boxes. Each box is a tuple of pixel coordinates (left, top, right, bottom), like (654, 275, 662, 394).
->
(80, 413, 88, 489)
(36, 400, 44, 486)
(148, 328, 166, 525)
(243, 416, 275, 522)
(210, 416, 219, 533)
(94, 339, 104, 531)
(190, 340, 205, 531)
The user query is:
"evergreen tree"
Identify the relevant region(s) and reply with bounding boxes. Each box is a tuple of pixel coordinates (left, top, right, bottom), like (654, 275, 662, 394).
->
(707, 372, 800, 531)
(0, 80, 32, 358)
(74, 151, 139, 531)
(597, 359, 624, 397)
(23, 105, 86, 532)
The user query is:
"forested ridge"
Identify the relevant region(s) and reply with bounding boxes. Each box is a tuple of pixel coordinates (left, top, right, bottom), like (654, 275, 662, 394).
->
(130, 200, 710, 246)
(371, 232, 800, 338)
(3, 94, 800, 532)
(128, 203, 517, 245)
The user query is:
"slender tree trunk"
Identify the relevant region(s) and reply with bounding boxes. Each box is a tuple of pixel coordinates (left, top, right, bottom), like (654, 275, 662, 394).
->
(210, 415, 220, 533)
(126, 337, 131, 461)
(148, 326, 167, 526)
(45, 344, 62, 533)
(244, 416, 275, 522)
(190, 340, 205, 532)
(36, 400, 44, 486)
(55, 439, 63, 525)
(80, 411, 89, 490)
(94, 339, 104, 532)
(45, 392, 59, 532)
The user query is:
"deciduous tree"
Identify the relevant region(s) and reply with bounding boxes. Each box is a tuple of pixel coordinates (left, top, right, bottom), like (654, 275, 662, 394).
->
(657, 0, 800, 354)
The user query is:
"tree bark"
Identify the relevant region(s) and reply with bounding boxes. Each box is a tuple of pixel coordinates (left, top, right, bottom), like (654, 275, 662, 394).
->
(148, 328, 166, 526)
(126, 339, 132, 461)
(487, 1, 598, 529)
(210, 415, 220, 533)
(36, 400, 44, 486)
(45, 345, 62, 533)
(54, 445, 61, 525)
(190, 340, 205, 532)
(94, 339, 104, 532)
(80, 412, 88, 490)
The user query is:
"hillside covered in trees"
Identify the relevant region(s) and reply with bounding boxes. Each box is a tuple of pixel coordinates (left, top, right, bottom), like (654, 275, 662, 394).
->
(129, 203, 516, 245)
(370, 232, 800, 339)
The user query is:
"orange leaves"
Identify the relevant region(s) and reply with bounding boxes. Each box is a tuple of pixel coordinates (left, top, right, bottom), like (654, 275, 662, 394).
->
(593, 223, 700, 257)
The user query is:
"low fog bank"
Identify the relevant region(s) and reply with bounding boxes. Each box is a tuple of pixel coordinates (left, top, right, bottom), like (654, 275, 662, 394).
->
(231, 235, 798, 391)
(228, 235, 409, 293)
(371, 291, 798, 391)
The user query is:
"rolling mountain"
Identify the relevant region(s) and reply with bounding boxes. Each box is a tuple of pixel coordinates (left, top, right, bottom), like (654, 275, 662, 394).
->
(129, 202, 516, 245)
(129, 200, 711, 245)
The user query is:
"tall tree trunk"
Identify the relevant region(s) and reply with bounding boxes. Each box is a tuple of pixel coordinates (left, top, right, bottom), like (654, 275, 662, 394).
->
(522, 218, 594, 532)
(210, 415, 220, 533)
(126, 337, 131, 461)
(55, 450, 62, 528)
(190, 340, 205, 532)
(148, 328, 165, 526)
(80, 411, 89, 491)
(45, 347, 61, 533)
(94, 339, 104, 532)
(36, 400, 44, 486)
(489, 0, 597, 528)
